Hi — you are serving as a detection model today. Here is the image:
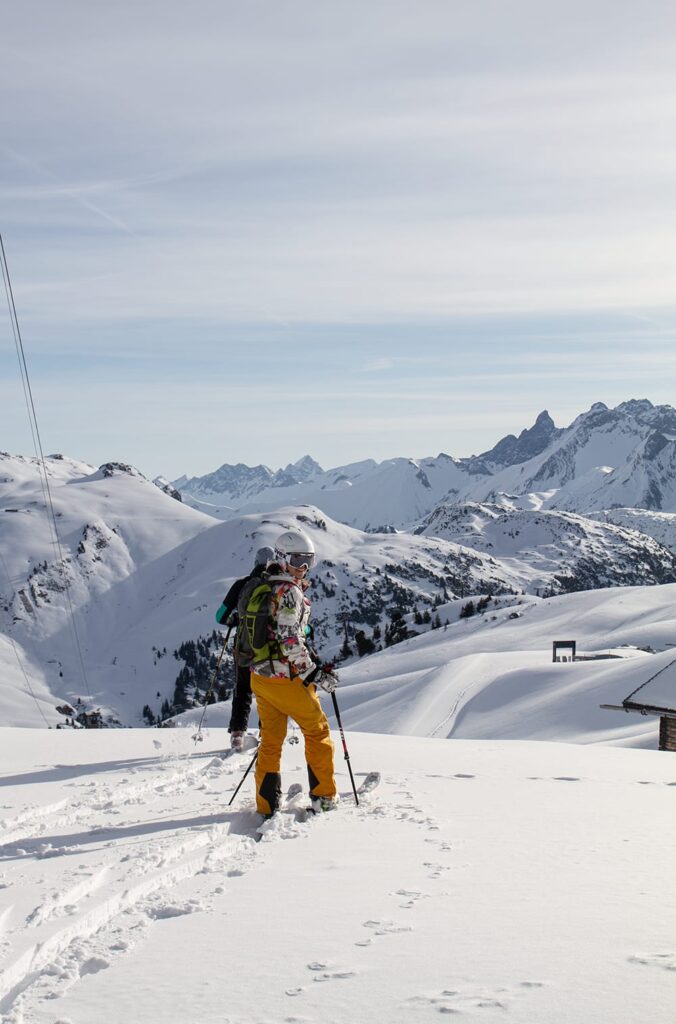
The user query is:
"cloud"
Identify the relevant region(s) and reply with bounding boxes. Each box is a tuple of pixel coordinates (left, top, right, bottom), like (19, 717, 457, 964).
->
(2, 2, 676, 473)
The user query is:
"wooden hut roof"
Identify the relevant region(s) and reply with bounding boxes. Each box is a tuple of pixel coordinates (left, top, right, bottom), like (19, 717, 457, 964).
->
(622, 655, 676, 715)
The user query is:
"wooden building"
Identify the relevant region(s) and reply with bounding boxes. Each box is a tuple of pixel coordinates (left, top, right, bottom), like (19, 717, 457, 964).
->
(601, 656, 676, 751)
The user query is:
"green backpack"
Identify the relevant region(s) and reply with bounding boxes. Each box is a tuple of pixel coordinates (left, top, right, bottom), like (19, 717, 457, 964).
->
(235, 579, 283, 668)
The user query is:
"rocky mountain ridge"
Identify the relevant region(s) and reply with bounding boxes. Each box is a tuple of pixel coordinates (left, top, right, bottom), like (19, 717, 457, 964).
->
(171, 399, 676, 529)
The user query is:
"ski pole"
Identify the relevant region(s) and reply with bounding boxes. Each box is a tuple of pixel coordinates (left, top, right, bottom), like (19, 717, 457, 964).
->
(331, 691, 359, 806)
(192, 626, 233, 744)
(228, 748, 258, 806)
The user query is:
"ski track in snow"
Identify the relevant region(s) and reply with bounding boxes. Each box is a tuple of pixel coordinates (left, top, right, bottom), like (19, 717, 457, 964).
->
(0, 751, 257, 1019)
(0, 751, 463, 1022)
(8, 742, 672, 1022)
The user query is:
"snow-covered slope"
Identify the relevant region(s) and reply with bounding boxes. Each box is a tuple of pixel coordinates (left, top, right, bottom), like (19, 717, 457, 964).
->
(175, 582, 676, 750)
(588, 507, 676, 553)
(294, 582, 676, 749)
(180, 454, 475, 530)
(468, 399, 676, 513)
(2, 448, 676, 734)
(0, 483, 531, 728)
(0, 454, 218, 726)
(0, 728, 673, 1024)
(172, 400, 676, 528)
(415, 502, 676, 595)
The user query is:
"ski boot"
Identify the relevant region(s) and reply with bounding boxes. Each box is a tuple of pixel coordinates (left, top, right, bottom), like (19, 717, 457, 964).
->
(310, 794, 340, 813)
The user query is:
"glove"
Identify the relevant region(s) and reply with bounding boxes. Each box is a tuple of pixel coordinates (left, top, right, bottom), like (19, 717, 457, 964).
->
(316, 669, 338, 693)
(307, 661, 338, 692)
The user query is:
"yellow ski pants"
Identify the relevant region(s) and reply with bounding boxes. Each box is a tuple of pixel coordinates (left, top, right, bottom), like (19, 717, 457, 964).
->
(251, 672, 336, 815)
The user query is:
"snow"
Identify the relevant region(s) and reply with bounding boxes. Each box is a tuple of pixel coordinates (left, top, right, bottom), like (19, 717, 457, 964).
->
(2, 443, 674, 733)
(330, 583, 676, 748)
(174, 401, 676, 528)
(623, 656, 676, 711)
(2, 428, 676, 1022)
(0, 728, 674, 1024)
(3, 438, 675, 746)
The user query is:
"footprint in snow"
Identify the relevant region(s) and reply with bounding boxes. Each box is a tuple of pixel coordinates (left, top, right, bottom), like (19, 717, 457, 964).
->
(362, 918, 413, 936)
(307, 960, 356, 981)
(145, 899, 202, 920)
(424, 838, 452, 853)
(629, 952, 676, 972)
(409, 980, 546, 1013)
(80, 956, 110, 976)
(424, 861, 450, 878)
(392, 888, 427, 908)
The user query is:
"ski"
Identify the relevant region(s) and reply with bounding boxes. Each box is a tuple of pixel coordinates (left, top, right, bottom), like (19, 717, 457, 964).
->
(354, 771, 380, 797)
(218, 733, 259, 760)
(284, 781, 304, 806)
(255, 781, 305, 840)
(256, 773, 380, 837)
(304, 771, 381, 817)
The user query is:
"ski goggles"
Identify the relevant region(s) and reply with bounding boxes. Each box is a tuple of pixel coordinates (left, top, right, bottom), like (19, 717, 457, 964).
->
(284, 551, 316, 571)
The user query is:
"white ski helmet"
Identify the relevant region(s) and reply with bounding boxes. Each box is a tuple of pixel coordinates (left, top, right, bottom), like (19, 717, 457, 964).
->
(275, 528, 316, 571)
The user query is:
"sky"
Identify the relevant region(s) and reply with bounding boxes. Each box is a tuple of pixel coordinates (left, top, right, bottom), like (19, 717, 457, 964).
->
(1, 0, 676, 480)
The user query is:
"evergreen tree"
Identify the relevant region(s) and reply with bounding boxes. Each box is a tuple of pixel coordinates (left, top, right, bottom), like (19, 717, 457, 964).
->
(385, 609, 408, 647)
(354, 629, 376, 657)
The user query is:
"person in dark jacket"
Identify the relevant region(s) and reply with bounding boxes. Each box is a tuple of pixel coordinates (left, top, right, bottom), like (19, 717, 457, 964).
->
(215, 546, 274, 751)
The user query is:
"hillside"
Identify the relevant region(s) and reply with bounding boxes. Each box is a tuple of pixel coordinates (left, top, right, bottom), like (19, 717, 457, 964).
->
(188, 583, 676, 751)
(415, 502, 676, 595)
(2, 449, 676, 733)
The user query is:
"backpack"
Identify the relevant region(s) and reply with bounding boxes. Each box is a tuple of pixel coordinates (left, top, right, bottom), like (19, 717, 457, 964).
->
(235, 577, 285, 669)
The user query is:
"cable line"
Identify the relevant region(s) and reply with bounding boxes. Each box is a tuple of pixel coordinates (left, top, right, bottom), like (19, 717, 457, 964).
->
(0, 550, 51, 728)
(0, 232, 92, 701)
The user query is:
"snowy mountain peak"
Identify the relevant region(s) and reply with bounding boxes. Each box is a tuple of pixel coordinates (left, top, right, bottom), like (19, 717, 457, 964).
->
(273, 455, 324, 488)
(476, 408, 561, 468)
(616, 398, 654, 415)
(171, 399, 676, 529)
(288, 454, 323, 477)
(97, 462, 147, 481)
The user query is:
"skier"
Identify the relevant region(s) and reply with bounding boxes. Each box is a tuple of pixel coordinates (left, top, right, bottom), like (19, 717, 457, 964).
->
(249, 528, 339, 816)
(215, 546, 274, 752)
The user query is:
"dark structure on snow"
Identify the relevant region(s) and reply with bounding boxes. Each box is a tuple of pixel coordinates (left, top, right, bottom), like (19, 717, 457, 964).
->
(601, 656, 676, 752)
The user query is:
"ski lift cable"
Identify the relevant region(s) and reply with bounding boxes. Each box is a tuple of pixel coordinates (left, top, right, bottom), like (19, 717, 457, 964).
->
(0, 234, 59, 553)
(0, 550, 51, 728)
(0, 238, 52, 523)
(0, 233, 92, 700)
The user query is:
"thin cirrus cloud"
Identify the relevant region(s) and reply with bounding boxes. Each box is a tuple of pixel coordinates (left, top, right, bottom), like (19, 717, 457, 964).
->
(1, 1, 676, 474)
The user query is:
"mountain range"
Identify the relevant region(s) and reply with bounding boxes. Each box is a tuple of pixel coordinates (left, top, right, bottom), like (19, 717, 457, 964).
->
(171, 399, 676, 532)
(2, 397, 676, 730)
